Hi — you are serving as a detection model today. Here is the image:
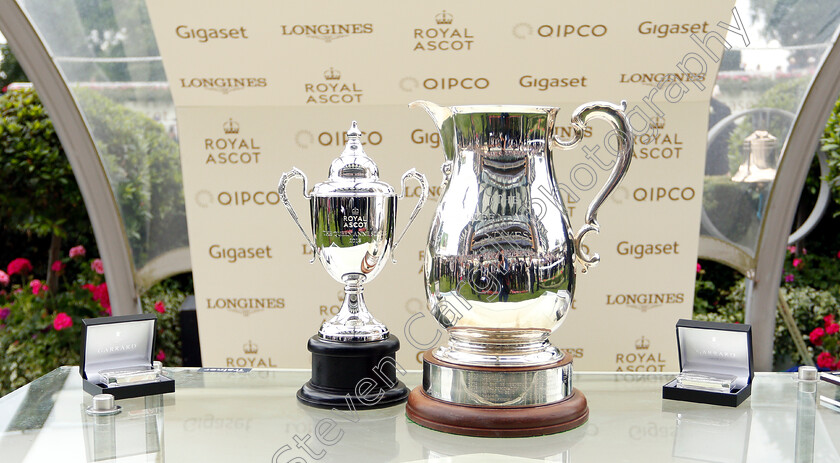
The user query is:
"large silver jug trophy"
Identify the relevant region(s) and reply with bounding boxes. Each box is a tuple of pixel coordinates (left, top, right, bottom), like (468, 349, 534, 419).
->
(406, 100, 634, 437)
(278, 122, 428, 409)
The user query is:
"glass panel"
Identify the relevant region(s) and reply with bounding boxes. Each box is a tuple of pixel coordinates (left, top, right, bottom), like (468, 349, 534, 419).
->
(18, 0, 186, 276)
(703, 0, 840, 255)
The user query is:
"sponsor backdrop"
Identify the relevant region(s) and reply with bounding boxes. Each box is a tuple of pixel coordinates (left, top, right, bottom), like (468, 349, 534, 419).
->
(145, 0, 739, 370)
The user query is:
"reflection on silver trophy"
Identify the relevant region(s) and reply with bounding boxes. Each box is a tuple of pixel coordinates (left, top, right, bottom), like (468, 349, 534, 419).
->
(278, 121, 428, 341)
(406, 100, 634, 436)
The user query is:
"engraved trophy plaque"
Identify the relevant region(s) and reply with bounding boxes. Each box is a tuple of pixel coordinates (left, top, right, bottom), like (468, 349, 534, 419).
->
(278, 122, 428, 409)
(406, 100, 634, 436)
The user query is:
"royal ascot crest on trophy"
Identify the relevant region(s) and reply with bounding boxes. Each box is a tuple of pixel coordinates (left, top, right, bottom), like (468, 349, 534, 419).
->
(278, 122, 428, 409)
(405, 100, 634, 436)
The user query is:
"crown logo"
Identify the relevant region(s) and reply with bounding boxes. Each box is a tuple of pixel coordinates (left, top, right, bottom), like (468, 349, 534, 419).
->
(243, 340, 258, 354)
(635, 336, 650, 350)
(352, 207, 359, 215)
(324, 67, 341, 80)
(435, 10, 453, 24)
(223, 118, 240, 134)
(651, 116, 665, 130)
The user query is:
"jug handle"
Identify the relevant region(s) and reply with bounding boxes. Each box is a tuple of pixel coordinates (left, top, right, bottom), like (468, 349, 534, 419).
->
(392, 169, 429, 263)
(278, 168, 317, 263)
(553, 101, 634, 272)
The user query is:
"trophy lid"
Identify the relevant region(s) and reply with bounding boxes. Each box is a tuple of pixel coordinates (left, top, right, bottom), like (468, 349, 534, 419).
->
(311, 121, 395, 197)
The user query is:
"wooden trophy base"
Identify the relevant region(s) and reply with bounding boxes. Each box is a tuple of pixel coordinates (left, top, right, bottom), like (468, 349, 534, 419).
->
(406, 351, 589, 438)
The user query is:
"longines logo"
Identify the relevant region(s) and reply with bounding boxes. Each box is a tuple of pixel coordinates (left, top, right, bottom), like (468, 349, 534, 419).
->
(204, 118, 262, 165)
(512, 23, 608, 39)
(606, 292, 685, 312)
(295, 128, 382, 149)
(179, 77, 267, 94)
(619, 72, 706, 87)
(305, 68, 363, 104)
(227, 339, 277, 367)
(616, 336, 666, 371)
(206, 297, 285, 316)
(279, 23, 373, 43)
(400, 76, 489, 92)
(413, 10, 475, 51)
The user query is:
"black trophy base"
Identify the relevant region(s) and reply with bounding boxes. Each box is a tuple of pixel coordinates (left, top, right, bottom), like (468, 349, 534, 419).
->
(297, 334, 409, 410)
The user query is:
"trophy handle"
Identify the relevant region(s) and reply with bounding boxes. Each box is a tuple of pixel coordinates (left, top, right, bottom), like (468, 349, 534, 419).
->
(392, 168, 429, 263)
(552, 101, 634, 272)
(278, 167, 317, 264)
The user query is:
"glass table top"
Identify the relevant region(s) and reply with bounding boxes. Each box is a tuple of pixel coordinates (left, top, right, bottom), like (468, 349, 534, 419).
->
(0, 368, 838, 462)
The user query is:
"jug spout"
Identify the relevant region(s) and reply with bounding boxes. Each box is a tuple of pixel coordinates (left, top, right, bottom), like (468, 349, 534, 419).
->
(409, 100, 452, 132)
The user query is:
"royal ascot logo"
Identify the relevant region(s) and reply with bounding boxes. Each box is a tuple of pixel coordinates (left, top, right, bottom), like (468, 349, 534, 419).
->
(206, 297, 285, 316)
(279, 23, 373, 43)
(227, 339, 277, 368)
(243, 340, 258, 354)
(204, 118, 262, 165)
(413, 10, 475, 51)
(605, 292, 685, 312)
(512, 23, 608, 39)
(616, 336, 667, 371)
(634, 129, 683, 161)
(305, 68, 363, 104)
(618, 72, 706, 88)
(179, 77, 267, 94)
(223, 118, 239, 134)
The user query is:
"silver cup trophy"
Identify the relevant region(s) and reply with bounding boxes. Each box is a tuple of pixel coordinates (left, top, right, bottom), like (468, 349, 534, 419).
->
(278, 121, 428, 409)
(405, 100, 634, 437)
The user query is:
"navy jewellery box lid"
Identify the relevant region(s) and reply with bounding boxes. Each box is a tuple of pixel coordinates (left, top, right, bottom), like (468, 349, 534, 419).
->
(80, 313, 174, 400)
(662, 319, 753, 407)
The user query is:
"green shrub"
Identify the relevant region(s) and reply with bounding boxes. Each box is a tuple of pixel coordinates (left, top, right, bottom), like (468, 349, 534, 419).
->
(0, 247, 187, 397)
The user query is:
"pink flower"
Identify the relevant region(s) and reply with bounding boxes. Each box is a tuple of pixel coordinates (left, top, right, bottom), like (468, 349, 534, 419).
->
(810, 327, 825, 346)
(826, 314, 836, 325)
(92, 283, 110, 311)
(827, 323, 840, 335)
(696, 263, 702, 273)
(91, 259, 104, 275)
(787, 245, 796, 253)
(69, 245, 86, 259)
(29, 279, 47, 295)
(156, 349, 166, 362)
(837, 250, 840, 259)
(7, 258, 32, 276)
(784, 274, 795, 283)
(817, 351, 837, 369)
(0, 307, 9, 320)
(792, 258, 803, 268)
(154, 301, 166, 313)
(53, 312, 73, 331)
(51, 260, 65, 275)
(81, 283, 95, 292)
(0, 270, 8, 286)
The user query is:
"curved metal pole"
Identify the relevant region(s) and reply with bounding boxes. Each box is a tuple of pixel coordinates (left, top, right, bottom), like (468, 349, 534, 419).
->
(747, 28, 840, 371)
(0, 0, 140, 315)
